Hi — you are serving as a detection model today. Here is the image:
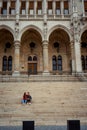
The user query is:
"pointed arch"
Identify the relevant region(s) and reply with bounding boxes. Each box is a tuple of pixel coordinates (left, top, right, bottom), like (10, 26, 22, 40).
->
(80, 25, 87, 40)
(48, 25, 72, 42)
(20, 25, 43, 41)
(0, 25, 15, 39)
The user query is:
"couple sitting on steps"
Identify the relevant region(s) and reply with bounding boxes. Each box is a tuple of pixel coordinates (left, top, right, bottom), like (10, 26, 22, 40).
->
(21, 92, 32, 104)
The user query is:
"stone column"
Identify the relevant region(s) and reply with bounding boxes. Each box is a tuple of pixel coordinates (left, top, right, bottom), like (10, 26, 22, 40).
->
(43, 0, 47, 22)
(70, 0, 73, 14)
(7, 0, 10, 18)
(70, 41, 75, 74)
(0, 1, 2, 17)
(42, 41, 49, 74)
(82, 0, 85, 17)
(16, 0, 20, 21)
(60, 0, 64, 18)
(53, 0, 56, 18)
(68, 0, 70, 15)
(26, 0, 29, 18)
(72, 2, 82, 75)
(74, 39, 82, 74)
(34, 0, 37, 18)
(13, 41, 20, 76)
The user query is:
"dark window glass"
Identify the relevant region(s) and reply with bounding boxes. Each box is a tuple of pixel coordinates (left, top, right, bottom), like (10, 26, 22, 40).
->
(86, 56, 87, 69)
(52, 56, 57, 70)
(33, 56, 37, 61)
(2, 2, 7, 15)
(81, 55, 85, 70)
(58, 55, 62, 71)
(3, 56, 7, 71)
(8, 56, 12, 71)
(64, 1, 69, 15)
(28, 56, 32, 61)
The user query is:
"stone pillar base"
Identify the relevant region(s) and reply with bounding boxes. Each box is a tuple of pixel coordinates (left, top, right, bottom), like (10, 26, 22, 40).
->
(72, 72, 83, 76)
(43, 71, 50, 75)
(76, 72, 84, 76)
(12, 71, 20, 77)
(72, 71, 76, 76)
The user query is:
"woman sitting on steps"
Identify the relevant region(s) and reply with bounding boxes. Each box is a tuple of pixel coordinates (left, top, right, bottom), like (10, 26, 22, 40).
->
(21, 92, 27, 104)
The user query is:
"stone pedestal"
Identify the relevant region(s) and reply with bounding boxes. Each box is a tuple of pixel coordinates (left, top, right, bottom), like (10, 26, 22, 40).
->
(12, 71, 20, 77)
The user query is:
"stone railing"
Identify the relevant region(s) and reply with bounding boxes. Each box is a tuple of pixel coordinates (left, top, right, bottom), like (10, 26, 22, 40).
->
(0, 13, 71, 20)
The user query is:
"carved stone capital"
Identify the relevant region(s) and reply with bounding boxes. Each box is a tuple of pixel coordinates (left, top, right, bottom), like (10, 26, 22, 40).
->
(42, 40, 48, 45)
(14, 41, 20, 48)
(70, 40, 74, 48)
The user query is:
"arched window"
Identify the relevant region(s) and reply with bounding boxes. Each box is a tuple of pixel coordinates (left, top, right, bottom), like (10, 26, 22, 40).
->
(81, 55, 85, 70)
(8, 56, 12, 71)
(58, 55, 62, 71)
(28, 56, 32, 61)
(33, 56, 37, 61)
(2, 56, 7, 71)
(52, 55, 57, 70)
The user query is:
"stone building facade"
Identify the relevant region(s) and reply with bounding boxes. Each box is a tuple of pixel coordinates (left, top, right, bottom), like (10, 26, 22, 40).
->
(0, 0, 87, 76)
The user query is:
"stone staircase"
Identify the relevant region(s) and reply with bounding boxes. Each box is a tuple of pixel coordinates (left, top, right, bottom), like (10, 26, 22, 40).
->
(0, 82, 87, 127)
(0, 74, 87, 82)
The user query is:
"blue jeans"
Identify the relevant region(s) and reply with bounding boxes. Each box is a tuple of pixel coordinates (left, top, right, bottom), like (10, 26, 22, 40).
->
(21, 99, 27, 104)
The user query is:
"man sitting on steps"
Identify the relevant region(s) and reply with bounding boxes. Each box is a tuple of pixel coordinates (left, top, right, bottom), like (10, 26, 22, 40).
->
(26, 92, 32, 104)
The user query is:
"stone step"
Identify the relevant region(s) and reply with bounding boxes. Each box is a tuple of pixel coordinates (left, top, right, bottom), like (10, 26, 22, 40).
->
(0, 82, 87, 126)
(0, 75, 86, 82)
